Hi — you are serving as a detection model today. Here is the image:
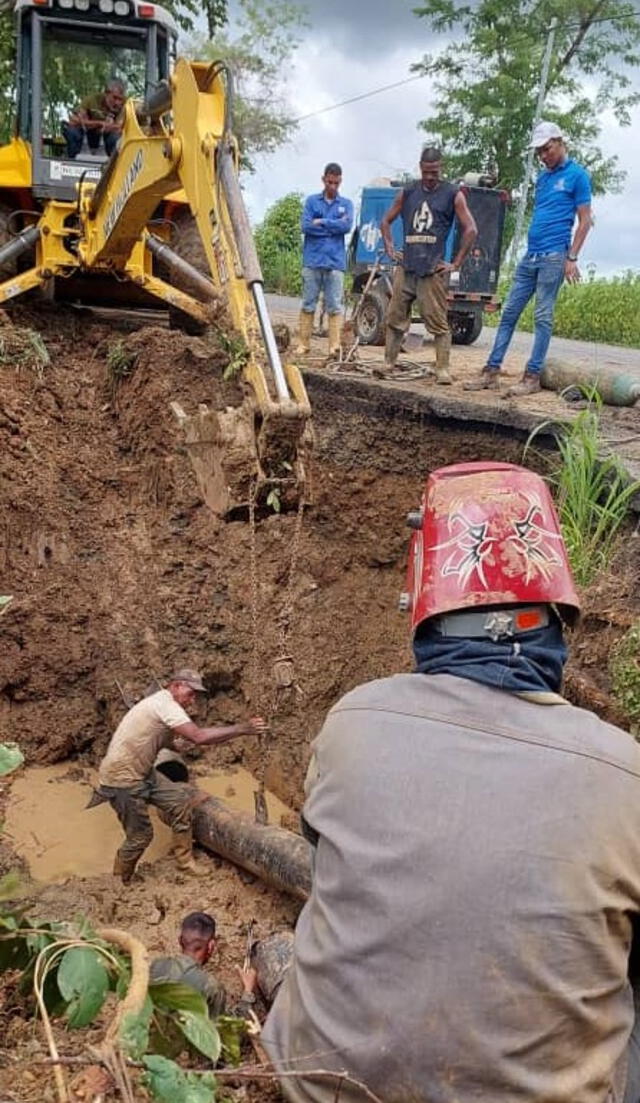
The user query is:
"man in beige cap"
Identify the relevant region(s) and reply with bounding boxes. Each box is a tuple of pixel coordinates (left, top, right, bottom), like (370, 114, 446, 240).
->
(97, 669, 266, 883)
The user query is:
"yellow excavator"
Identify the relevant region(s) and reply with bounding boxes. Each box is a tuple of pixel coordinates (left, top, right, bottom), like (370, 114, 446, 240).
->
(0, 0, 311, 513)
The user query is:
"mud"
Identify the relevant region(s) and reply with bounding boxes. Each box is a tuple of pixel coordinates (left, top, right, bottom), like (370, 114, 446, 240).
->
(5, 762, 292, 883)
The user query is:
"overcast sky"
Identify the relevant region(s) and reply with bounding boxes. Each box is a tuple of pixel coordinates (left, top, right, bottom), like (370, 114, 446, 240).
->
(228, 0, 640, 278)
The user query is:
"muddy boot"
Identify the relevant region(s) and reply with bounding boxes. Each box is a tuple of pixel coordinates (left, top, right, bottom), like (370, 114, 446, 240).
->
(171, 832, 208, 876)
(295, 311, 314, 356)
(463, 366, 502, 392)
(327, 314, 343, 358)
(381, 327, 405, 376)
(113, 852, 140, 885)
(502, 370, 541, 399)
(434, 333, 453, 385)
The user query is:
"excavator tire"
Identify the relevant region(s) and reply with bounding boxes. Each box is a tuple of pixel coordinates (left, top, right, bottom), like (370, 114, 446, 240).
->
(167, 207, 213, 335)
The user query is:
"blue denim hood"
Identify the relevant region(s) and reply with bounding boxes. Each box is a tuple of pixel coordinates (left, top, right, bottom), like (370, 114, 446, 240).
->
(412, 617, 568, 695)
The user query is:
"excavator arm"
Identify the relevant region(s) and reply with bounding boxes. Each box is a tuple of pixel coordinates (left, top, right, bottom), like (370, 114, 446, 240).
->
(0, 58, 311, 515)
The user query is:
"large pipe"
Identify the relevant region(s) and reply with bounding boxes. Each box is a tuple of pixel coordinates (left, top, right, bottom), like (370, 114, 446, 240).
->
(147, 234, 217, 302)
(541, 357, 640, 407)
(193, 795, 312, 902)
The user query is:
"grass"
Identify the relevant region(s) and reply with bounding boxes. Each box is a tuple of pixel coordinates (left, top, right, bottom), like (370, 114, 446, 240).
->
(610, 621, 640, 735)
(525, 390, 640, 587)
(0, 326, 50, 379)
(106, 339, 137, 399)
(486, 270, 640, 348)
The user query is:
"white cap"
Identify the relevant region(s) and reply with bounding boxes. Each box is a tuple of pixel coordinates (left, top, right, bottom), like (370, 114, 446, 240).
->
(529, 121, 564, 149)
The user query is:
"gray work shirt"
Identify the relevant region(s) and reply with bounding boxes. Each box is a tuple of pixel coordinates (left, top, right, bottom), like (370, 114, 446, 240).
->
(263, 672, 640, 1102)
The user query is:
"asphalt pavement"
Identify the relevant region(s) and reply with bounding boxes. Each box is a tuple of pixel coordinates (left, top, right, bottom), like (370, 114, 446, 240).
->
(266, 293, 640, 374)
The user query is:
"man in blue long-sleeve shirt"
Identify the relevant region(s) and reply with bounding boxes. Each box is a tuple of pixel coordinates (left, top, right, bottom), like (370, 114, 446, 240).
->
(297, 163, 353, 358)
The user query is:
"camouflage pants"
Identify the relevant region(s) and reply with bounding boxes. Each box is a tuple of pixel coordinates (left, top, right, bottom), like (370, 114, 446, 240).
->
(100, 769, 195, 865)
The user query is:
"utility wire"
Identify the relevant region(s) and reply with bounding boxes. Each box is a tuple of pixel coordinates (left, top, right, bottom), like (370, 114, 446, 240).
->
(294, 7, 640, 124)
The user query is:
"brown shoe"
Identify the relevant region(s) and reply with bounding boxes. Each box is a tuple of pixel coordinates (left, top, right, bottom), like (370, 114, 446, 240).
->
(435, 367, 453, 385)
(502, 371, 541, 398)
(463, 367, 502, 392)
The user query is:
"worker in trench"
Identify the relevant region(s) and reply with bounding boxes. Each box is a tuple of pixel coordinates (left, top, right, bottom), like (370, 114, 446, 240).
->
(258, 462, 640, 1103)
(150, 911, 263, 1019)
(94, 668, 266, 883)
(380, 145, 477, 384)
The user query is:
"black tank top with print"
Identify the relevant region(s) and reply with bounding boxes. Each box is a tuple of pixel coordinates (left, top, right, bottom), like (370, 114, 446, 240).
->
(401, 180, 457, 277)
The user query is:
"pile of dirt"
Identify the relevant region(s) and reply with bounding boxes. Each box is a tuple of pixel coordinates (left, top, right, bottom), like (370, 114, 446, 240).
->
(1, 302, 639, 812)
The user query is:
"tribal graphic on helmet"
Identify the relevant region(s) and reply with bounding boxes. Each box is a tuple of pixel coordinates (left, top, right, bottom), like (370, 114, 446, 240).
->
(404, 462, 580, 633)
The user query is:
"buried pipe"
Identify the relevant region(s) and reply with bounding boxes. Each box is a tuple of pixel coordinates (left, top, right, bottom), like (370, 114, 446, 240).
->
(193, 795, 312, 902)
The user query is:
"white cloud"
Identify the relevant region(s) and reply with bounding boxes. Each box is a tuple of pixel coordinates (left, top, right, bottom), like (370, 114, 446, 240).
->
(234, 0, 640, 277)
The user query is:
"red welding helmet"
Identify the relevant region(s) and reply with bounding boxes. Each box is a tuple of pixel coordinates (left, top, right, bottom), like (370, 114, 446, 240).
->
(403, 462, 580, 633)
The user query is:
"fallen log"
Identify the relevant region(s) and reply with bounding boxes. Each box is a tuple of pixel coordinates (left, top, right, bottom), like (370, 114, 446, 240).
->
(192, 795, 312, 902)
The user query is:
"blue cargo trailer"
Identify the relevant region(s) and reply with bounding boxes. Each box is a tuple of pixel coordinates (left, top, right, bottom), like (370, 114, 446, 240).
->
(348, 182, 509, 345)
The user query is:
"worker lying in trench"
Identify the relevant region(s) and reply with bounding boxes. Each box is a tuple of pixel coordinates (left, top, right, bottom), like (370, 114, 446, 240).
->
(91, 668, 266, 883)
(258, 462, 640, 1103)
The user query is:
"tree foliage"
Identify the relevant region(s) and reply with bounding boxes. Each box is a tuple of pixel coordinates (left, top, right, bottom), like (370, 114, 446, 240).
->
(188, 0, 306, 171)
(412, 0, 640, 193)
(254, 192, 303, 294)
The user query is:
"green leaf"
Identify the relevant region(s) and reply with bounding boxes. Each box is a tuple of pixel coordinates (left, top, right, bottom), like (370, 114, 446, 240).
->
(57, 946, 109, 1028)
(149, 981, 208, 1017)
(0, 931, 31, 972)
(216, 1015, 246, 1066)
(183, 1070, 216, 1103)
(0, 743, 24, 777)
(142, 1055, 188, 1103)
(119, 995, 153, 1058)
(176, 1010, 221, 1061)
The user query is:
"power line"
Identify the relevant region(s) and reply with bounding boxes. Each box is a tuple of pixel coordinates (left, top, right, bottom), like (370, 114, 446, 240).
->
(294, 8, 640, 125)
(293, 73, 426, 123)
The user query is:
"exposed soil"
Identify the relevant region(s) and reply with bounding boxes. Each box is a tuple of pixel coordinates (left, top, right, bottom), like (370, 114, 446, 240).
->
(1, 301, 640, 1100)
(1, 302, 639, 800)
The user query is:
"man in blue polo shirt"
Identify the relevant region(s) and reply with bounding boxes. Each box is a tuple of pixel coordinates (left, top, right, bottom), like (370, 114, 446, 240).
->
(465, 121, 592, 397)
(297, 163, 354, 359)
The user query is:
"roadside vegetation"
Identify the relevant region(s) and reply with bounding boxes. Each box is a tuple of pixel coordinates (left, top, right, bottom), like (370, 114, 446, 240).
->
(486, 271, 640, 348)
(526, 392, 640, 587)
(254, 192, 303, 296)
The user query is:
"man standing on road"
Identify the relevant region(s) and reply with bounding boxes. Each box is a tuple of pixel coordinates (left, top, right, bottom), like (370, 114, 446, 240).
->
(96, 668, 265, 883)
(296, 163, 353, 360)
(465, 121, 592, 397)
(380, 146, 477, 384)
(262, 461, 640, 1103)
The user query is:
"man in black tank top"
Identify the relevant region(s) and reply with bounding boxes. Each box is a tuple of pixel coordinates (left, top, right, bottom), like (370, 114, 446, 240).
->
(381, 147, 477, 382)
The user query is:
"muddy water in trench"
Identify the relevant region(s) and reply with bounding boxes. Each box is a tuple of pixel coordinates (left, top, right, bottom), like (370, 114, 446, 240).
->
(5, 764, 291, 883)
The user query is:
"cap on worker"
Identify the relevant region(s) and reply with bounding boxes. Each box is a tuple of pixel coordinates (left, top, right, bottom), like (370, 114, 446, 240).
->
(169, 668, 207, 692)
(529, 121, 564, 149)
(401, 461, 581, 634)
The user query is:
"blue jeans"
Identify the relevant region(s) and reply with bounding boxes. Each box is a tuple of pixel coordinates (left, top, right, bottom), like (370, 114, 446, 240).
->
(301, 267, 344, 315)
(62, 122, 118, 159)
(487, 252, 566, 375)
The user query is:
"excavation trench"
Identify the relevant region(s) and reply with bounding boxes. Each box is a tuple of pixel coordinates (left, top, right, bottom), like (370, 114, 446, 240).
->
(1, 315, 639, 1102)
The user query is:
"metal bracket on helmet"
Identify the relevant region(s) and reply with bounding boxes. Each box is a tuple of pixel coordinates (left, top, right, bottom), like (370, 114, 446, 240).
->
(434, 605, 550, 641)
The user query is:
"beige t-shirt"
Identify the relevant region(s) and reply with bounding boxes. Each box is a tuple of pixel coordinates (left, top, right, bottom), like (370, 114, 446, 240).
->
(99, 689, 190, 787)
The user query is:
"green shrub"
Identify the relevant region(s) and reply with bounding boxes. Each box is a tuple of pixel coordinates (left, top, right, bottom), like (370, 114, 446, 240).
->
(486, 271, 640, 348)
(255, 192, 303, 296)
(610, 621, 640, 735)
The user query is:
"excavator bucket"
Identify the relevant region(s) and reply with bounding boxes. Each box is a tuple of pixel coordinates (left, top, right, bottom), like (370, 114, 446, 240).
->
(170, 398, 309, 517)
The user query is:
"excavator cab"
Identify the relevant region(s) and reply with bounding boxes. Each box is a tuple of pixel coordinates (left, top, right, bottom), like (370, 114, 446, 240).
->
(11, 0, 176, 201)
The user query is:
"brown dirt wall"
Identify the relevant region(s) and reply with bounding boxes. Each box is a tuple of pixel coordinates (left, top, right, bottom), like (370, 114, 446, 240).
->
(0, 305, 638, 812)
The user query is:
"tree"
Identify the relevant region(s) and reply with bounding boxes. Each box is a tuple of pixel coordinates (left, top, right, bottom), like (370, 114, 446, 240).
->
(411, 0, 640, 194)
(254, 192, 303, 294)
(190, 0, 306, 171)
(164, 0, 227, 37)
